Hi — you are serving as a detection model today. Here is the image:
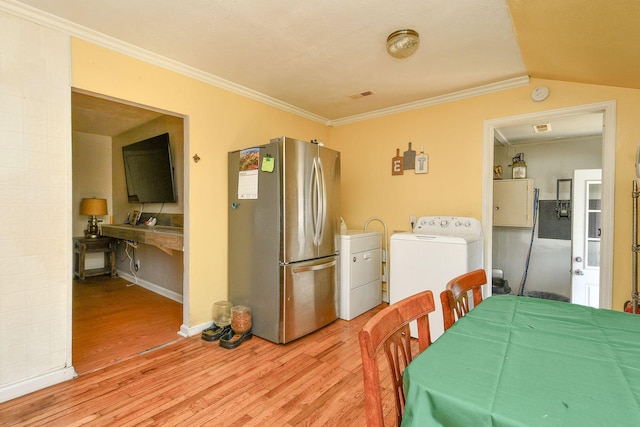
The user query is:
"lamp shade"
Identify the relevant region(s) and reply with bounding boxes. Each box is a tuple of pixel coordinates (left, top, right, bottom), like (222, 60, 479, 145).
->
(80, 198, 108, 216)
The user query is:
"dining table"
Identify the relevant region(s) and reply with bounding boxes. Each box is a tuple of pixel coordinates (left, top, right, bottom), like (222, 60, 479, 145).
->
(402, 294, 640, 426)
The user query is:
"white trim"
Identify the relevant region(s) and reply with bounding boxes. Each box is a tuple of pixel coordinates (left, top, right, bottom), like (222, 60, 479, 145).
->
(0, 0, 328, 124)
(0, 0, 529, 127)
(331, 76, 530, 126)
(0, 367, 76, 403)
(181, 118, 191, 339)
(180, 321, 215, 338)
(116, 271, 184, 304)
(0, 0, 329, 124)
(483, 101, 616, 309)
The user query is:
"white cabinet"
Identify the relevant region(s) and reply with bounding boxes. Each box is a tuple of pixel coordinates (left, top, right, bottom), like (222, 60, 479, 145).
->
(338, 231, 382, 320)
(493, 179, 534, 227)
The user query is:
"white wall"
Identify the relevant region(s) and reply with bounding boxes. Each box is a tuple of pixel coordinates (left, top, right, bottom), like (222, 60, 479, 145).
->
(493, 135, 602, 297)
(0, 12, 74, 401)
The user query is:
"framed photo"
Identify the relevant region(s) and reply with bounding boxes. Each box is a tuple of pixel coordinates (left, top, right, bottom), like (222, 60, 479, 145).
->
(131, 210, 142, 225)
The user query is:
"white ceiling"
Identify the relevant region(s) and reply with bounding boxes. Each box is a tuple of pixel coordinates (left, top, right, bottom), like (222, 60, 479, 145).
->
(13, 0, 527, 122)
(495, 113, 604, 146)
(7, 0, 637, 141)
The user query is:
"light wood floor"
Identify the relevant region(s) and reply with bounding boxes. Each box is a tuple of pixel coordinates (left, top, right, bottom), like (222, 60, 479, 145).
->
(2, 290, 396, 426)
(73, 276, 183, 374)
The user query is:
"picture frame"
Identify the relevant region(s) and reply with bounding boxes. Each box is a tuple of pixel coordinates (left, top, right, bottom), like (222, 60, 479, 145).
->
(131, 210, 142, 226)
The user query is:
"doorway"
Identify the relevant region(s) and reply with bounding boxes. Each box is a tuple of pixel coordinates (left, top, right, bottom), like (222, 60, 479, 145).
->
(71, 90, 189, 372)
(482, 101, 616, 309)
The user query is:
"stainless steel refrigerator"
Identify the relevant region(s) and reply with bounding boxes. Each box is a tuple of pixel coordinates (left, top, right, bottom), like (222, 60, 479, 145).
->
(227, 136, 341, 343)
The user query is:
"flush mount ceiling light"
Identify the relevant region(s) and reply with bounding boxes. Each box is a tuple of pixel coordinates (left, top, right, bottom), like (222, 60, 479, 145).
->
(386, 29, 420, 59)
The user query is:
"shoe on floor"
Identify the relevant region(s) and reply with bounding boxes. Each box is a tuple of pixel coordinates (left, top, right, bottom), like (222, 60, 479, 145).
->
(201, 324, 231, 342)
(220, 330, 252, 349)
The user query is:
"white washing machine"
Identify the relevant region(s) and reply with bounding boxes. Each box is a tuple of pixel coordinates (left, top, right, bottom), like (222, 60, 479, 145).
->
(390, 216, 483, 340)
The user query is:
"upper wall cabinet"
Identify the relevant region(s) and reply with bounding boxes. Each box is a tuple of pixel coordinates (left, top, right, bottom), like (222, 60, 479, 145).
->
(493, 179, 534, 227)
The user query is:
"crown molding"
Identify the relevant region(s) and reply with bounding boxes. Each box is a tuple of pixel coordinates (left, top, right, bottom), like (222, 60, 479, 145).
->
(1, 1, 528, 127)
(329, 76, 530, 126)
(0, 0, 331, 125)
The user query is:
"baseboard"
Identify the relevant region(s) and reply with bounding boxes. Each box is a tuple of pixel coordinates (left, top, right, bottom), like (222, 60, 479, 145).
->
(116, 270, 183, 304)
(180, 321, 214, 338)
(0, 367, 76, 403)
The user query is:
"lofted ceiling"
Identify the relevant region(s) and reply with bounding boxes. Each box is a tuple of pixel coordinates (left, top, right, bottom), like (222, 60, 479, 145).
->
(7, 0, 640, 139)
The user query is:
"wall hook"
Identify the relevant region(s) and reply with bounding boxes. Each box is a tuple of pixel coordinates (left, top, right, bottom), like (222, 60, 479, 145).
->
(193, 154, 200, 163)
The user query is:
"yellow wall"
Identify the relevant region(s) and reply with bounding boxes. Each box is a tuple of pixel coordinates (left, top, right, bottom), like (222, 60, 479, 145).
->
(330, 79, 640, 310)
(72, 37, 640, 318)
(71, 39, 329, 326)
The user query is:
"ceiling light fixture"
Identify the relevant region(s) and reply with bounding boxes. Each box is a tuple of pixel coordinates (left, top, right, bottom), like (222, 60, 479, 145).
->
(386, 29, 420, 59)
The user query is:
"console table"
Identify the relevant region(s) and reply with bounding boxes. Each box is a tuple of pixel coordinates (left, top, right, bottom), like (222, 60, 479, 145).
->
(73, 237, 116, 280)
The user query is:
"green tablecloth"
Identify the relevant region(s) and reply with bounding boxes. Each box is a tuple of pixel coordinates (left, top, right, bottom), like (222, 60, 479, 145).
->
(402, 295, 640, 426)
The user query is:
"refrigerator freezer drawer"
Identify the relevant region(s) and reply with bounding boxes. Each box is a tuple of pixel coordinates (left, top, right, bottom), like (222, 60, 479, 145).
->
(281, 257, 338, 343)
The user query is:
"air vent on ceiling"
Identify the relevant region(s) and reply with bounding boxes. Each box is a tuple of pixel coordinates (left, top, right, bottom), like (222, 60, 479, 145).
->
(532, 123, 552, 133)
(349, 90, 375, 99)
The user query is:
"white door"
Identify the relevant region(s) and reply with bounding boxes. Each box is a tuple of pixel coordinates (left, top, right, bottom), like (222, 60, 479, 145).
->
(571, 169, 602, 307)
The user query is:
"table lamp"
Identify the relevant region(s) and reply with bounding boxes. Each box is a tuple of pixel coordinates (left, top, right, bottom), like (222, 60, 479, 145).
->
(80, 197, 108, 238)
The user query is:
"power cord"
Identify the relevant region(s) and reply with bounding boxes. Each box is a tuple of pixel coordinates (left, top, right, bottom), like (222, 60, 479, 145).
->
(125, 240, 138, 286)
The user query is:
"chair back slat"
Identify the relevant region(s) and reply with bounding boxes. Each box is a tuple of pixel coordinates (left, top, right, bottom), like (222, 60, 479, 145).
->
(441, 269, 487, 331)
(359, 290, 435, 426)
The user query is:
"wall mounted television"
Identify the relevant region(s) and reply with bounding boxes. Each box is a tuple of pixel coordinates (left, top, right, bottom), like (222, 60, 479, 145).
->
(122, 132, 177, 203)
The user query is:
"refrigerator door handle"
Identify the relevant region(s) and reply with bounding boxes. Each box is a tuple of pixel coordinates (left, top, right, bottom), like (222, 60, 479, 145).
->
(317, 156, 327, 245)
(312, 157, 323, 246)
(292, 259, 337, 273)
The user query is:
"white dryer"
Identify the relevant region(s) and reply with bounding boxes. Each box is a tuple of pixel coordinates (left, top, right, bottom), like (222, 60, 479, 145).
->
(338, 230, 382, 320)
(390, 216, 483, 340)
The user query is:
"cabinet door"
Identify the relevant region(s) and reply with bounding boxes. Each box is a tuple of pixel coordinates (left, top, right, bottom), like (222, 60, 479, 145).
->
(493, 179, 534, 227)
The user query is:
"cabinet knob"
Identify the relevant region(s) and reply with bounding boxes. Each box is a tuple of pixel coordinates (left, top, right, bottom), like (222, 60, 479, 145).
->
(353, 257, 357, 263)
(495, 206, 500, 210)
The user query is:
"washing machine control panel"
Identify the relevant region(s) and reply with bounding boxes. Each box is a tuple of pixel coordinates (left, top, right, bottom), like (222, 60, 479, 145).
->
(413, 216, 482, 237)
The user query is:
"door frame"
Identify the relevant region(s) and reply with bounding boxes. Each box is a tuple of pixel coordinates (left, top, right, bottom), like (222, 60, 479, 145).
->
(482, 101, 616, 309)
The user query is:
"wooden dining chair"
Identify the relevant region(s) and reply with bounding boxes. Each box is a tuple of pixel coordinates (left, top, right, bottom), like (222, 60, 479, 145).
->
(358, 290, 435, 427)
(440, 269, 487, 331)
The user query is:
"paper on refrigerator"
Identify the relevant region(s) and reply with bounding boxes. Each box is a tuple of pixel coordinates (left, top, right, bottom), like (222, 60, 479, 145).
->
(237, 148, 259, 199)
